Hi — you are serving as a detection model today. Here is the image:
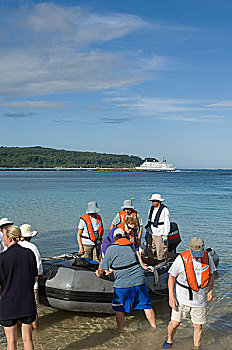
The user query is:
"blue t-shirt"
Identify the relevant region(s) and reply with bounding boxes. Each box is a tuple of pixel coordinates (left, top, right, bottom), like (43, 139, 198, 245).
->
(0, 244, 38, 320)
(99, 244, 145, 288)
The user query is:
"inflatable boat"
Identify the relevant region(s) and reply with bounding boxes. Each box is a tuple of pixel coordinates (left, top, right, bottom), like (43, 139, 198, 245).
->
(38, 248, 219, 314)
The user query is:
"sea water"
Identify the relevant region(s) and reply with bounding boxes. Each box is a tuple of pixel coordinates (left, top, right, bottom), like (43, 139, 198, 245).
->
(0, 170, 231, 349)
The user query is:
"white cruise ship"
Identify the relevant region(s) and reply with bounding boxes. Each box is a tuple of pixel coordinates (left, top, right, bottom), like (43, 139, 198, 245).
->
(135, 159, 176, 171)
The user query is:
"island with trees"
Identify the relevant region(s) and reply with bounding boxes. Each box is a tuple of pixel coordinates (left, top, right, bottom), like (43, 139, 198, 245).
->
(0, 146, 157, 169)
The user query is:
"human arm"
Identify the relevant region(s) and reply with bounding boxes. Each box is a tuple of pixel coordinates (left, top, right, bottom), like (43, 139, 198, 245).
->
(137, 225, 143, 246)
(136, 251, 147, 270)
(110, 213, 121, 231)
(95, 267, 105, 277)
(96, 248, 112, 277)
(77, 228, 84, 255)
(207, 271, 215, 302)
(168, 273, 178, 310)
(162, 208, 170, 242)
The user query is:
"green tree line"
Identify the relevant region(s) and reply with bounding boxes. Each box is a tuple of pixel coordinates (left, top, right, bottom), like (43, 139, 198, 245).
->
(0, 146, 153, 168)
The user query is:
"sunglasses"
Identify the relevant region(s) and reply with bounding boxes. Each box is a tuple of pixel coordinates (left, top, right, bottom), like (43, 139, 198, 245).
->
(127, 225, 137, 232)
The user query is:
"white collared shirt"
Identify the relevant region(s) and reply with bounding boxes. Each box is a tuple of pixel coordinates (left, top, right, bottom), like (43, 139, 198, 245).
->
(149, 206, 170, 236)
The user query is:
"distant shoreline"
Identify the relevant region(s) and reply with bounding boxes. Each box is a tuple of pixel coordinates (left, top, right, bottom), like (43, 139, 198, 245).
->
(0, 167, 179, 172)
(0, 168, 231, 172)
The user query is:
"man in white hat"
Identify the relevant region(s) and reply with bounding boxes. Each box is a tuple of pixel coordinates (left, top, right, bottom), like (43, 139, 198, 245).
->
(110, 199, 143, 245)
(0, 218, 14, 253)
(77, 201, 104, 262)
(145, 194, 170, 265)
(18, 224, 43, 329)
(162, 237, 216, 349)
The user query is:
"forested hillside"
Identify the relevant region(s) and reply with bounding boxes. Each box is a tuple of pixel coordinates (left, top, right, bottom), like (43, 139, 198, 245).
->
(0, 146, 150, 168)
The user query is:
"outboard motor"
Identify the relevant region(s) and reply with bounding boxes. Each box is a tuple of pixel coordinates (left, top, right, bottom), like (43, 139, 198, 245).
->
(168, 222, 181, 253)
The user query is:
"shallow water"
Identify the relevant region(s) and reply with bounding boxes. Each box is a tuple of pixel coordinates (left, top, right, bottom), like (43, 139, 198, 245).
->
(0, 170, 231, 349)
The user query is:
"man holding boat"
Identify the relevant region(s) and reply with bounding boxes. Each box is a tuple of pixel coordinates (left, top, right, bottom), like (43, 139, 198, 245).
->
(96, 228, 156, 331)
(77, 201, 103, 263)
(110, 199, 143, 245)
(162, 237, 216, 349)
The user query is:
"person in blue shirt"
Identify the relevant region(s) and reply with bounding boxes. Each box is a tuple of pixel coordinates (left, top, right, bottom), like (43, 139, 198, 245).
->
(96, 228, 156, 331)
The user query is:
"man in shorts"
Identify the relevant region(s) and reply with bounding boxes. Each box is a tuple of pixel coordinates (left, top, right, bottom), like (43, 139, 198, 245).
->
(162, 237, 216, 349)
(96, 228, 156, 331)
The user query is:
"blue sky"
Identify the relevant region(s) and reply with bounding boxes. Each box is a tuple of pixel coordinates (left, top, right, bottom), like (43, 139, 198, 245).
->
(0, 0, 232, 168)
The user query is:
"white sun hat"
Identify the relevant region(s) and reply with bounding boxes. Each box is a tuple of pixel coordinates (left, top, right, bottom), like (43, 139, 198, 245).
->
(149, 193, 164, 202)
(121, 199, 134, 210)
(20, 224, 38, 237)
(0, 217, 14, 228)
(86, 201, 102, 214)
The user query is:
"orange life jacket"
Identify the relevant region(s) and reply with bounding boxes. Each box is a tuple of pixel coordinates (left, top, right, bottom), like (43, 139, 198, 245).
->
(80, 214, 104, 242)
(118, 209, 138, 225)
(113, 237, 133, 246)
(180, 249, 210, 292)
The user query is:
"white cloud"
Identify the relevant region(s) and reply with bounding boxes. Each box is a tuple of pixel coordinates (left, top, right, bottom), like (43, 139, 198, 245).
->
(161, 114, 224, 122)
(52, 118, 74, 123)
(28, 3, 146, 44)
(0, 3, 168, 98)
(105, 96, 225, 122)
(107, 96, 201, 114)
(0, 101, 69, 109)
(206, 101, 232, 107)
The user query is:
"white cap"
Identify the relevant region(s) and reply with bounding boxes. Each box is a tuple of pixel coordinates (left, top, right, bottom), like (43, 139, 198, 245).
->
(20, 224, 38, 238)
(0, 217, 14, 228)
(113, 228, 126, 238)
(149, 193, 164, 202)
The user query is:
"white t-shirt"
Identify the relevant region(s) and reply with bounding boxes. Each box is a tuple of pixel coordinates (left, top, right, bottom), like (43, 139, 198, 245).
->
(78, 217, 100, 246)
(168, 253, 216, 307)
(18, 240, 43, 290)
(149, 206, 170, 236)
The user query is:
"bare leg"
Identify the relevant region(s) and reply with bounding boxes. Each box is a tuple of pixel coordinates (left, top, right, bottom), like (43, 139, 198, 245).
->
(193, 323, 202, 348)
(115, 311, 125, 331)
(32, 314, 38, 330)
(21, 323, 34, 350)
(167, 320, 180, 344)
(4, 325, 17, 350)
(144, 308, 156, 329)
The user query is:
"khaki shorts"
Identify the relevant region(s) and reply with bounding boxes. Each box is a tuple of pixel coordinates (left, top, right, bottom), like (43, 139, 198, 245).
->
(146, 234, 168, 260)
(83, 244, 101, 262)
(171, 304, 207, 325)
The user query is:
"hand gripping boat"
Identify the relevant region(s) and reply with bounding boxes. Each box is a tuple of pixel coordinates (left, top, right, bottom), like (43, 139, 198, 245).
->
(38, 248, 219, 314)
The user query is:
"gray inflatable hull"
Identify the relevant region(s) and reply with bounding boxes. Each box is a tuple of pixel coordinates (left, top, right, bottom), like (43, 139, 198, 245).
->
(39, 248, 219, 314)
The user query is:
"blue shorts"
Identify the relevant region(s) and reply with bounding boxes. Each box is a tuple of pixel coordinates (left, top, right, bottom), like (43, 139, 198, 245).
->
(112, 283, 153, 313)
